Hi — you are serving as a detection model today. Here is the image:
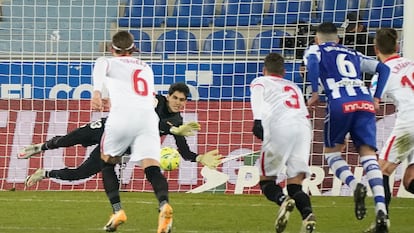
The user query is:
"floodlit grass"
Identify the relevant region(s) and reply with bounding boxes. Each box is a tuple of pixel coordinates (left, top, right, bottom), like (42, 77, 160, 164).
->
(0, 191, 412, 233)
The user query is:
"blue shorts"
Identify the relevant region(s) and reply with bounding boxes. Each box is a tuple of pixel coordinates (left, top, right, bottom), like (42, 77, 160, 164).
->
(324, 102, 377, 150)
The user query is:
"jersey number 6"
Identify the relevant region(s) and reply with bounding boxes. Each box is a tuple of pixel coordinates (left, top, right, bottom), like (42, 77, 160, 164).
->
(132, 69, 148, 96)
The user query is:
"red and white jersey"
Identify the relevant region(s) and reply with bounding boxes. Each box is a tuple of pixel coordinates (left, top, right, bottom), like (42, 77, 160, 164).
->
(92, 56, 155, 113)
(382, 55, 414, 122)
(250, 75, 309, 124)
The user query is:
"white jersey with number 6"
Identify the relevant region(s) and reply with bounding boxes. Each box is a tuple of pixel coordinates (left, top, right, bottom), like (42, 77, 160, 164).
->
(92, 56, 160, 162)
(250, 75, 312, 178)
(378, 56, 414, 163)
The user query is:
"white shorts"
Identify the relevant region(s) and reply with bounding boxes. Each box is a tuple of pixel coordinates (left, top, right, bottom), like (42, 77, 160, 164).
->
(101, 109, 161, 162)
(257, 120, 312, 179)
(379, 119, 414, 165)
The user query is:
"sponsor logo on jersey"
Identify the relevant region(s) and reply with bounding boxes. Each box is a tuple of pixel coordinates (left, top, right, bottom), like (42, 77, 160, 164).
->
(343, 101, 375, 113)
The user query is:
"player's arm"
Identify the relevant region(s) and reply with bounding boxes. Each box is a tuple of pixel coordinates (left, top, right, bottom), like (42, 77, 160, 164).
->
(360, 57, 390, 109)
(250, 80, 264, 140)
(304, 46, 321, 107)
(91, 57, 109, 111)
(174, 135, 222, 169)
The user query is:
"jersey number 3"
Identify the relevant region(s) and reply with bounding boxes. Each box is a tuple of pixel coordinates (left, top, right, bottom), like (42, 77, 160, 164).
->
(284, 86, 300, 109)
(132, 69, 148, 96)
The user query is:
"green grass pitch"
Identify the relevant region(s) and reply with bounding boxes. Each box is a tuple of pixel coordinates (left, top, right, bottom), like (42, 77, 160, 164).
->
(0, 191, 412, 233)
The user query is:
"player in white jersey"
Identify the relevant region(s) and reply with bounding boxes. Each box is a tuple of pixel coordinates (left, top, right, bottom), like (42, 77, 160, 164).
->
(91, 31, 172, 233)
(363, 28, 414, 233)
(250, 53, 315, 233)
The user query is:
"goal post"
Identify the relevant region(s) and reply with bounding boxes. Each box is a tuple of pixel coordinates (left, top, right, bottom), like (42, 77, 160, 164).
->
(0, 0, 411, 197)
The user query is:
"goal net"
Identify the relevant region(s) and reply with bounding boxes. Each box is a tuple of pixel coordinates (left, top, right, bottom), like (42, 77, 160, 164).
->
(0, 0, 410, 197)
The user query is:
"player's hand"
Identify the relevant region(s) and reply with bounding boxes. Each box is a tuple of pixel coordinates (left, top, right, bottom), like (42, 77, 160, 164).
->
(196, 149, 223, 169)
(91, 91, 103, 111)
(170, 122, 201, 136)
(252, 120, 263, 140)
(307, 92, 319, 107)
(373, 97, 381, 111)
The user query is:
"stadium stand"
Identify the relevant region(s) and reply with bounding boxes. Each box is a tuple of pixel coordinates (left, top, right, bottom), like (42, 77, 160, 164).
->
(361, 0, 404, 28)
(311, 0, 359, 26)
(262, 0, 312, 25)
(202, 29, 246, 55)
(213, 0, 264, 26)
(118, 0, 167, 27)
(129, 30, 152, 54)
(250, 29, 291, 55)
(155, 29, 198, 54)
(165, 0, 215, 27)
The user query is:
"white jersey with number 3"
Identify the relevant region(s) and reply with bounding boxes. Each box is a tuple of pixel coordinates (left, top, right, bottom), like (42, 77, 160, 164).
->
(250, 75, 311, 178)
(92, 56, 160, 162)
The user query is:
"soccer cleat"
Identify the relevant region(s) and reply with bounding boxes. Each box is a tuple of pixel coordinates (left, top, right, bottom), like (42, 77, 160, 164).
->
(157, 203, 173, 233)
(300, 213, 316, 233)
(374, 210, 389, 233)
(103, 209, 127, 232)
(18, 143, 43, 159)
(275, 197, 295, 233)
(354, 183, 367, 220)
(25, 168, 46, 187)
(363, 214, 390, 233)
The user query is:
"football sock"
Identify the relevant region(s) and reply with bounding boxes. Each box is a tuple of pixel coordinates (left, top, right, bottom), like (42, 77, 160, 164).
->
(407, 180, 414, 194)
(383, 175, 391, 212)
(102, 163, 121, 213)
(43, 136, 64, 149)
(325, 152, 357, 190)
(287, 184, 313, 220)
(259, 180, 285, 206)
(145, 166, 169, 205)
(360, 155, 387, 214)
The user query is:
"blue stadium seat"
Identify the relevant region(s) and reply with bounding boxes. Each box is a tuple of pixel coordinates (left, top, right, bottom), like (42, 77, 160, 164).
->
(214, 0, 263, 27)
(118, 0, 167, 27)
(311, 0, 358, 26)
(155, 30, 198, 54)
(361, 0, 403, 28)
(129, 30, 152, 54)
(262, 0, 311, 25)
(250, 30, 291, 55)
(202, 30, 246, 55)
(166, 0, 215, 27)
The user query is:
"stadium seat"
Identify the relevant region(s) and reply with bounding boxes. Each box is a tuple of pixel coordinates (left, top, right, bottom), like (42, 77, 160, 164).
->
(118, 0, 167, 27)
(262, 0, 312, 25)
(129, 30, 152, 54)
(361, 0, 403, 28)
(214, 0, 263, 27)
(249, 30, 291, 55)
(202, 30, 246, 55)
(311, 0, 359, 26)
(155, 30, 198, 55)
(165, 0, 215, 27)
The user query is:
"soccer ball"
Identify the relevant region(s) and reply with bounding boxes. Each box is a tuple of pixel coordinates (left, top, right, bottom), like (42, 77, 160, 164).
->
(159, 147, 181, 171)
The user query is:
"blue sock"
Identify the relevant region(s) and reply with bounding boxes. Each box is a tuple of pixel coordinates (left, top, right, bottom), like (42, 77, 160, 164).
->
(325, 152, 357, 190)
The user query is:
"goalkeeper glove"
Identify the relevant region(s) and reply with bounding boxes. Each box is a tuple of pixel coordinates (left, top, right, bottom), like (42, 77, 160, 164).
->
(252, 120, 263, 140)
(170, 122, 201, 136)
(196, 149, 223, 169)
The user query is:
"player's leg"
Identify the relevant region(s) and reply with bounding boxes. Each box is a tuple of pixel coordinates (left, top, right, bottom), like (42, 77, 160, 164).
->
(19, 118, 105, 159)
(142, 159, 172, 233)
(102, 161, 126, 232)
(259, 175, 291, 233)
(378, 159, 399, 211)
(25, 146, 104, 187)
(403, 160, 414, 194)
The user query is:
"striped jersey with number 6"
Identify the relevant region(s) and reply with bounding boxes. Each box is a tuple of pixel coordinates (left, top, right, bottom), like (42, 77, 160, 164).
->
(93, 56, 155, 111)
(250, 76, 309, 123)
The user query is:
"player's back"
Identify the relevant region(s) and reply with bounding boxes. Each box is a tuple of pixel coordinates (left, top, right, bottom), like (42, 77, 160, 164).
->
(103, 56, 155, 112)
(309, 42, 371, 103)
(251, 76, 309, 124)
(384, 56, 414, 120)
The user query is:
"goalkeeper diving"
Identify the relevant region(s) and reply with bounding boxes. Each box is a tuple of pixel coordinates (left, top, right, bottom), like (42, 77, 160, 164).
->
(22, 83, 222, 232)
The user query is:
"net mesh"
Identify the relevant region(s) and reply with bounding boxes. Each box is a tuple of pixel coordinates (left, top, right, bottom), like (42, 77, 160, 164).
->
(0, 0, 408, 196)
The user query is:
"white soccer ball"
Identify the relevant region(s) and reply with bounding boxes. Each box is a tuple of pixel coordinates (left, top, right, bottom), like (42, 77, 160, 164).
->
(160, 147, 181, 171)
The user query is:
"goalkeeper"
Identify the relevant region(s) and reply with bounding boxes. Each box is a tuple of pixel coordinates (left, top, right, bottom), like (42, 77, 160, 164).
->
(22, 82, 222, 230)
